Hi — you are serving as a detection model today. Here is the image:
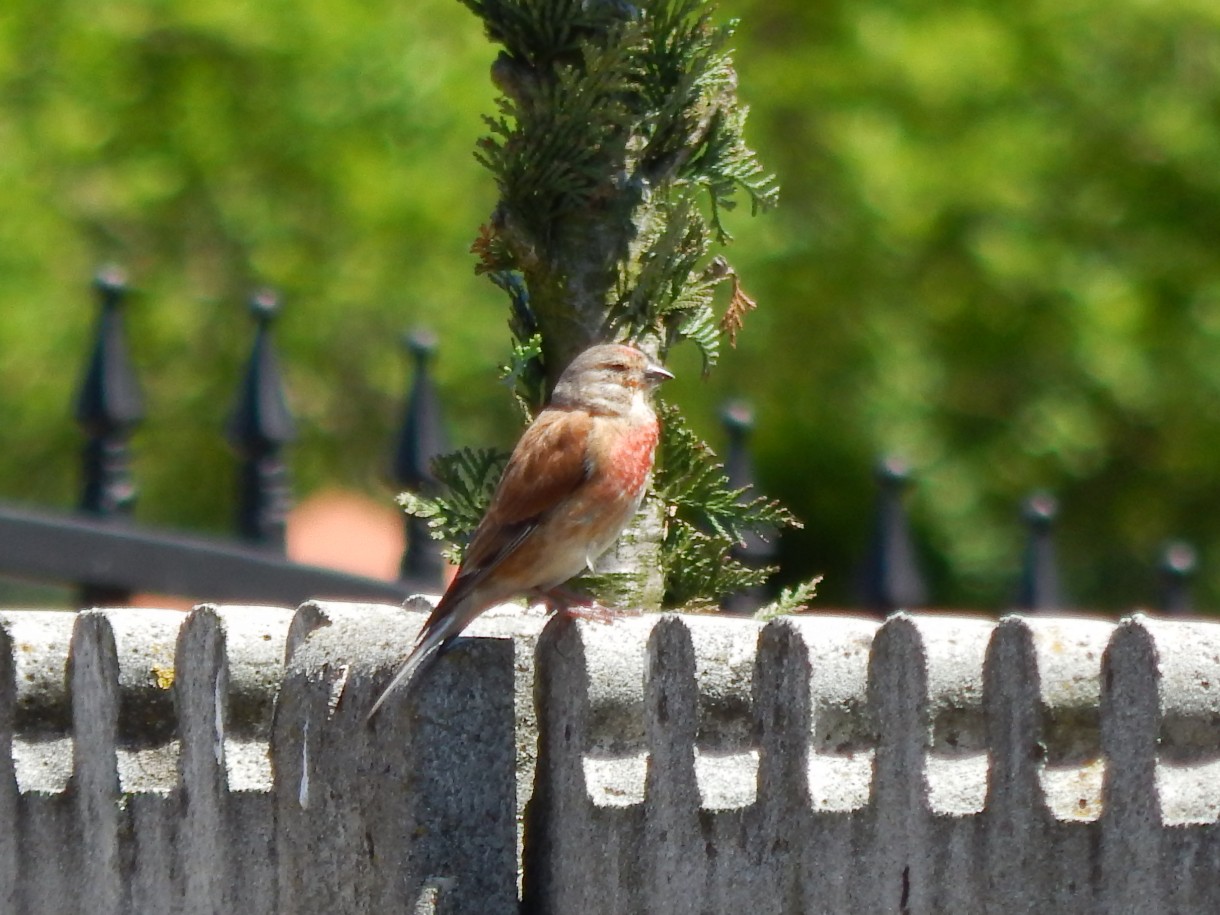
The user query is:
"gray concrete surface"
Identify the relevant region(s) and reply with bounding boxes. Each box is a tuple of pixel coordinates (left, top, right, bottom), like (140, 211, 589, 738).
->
(0, 601, 517, 914)
(524, 610, 1220, 914)
(1, 603, 1220, 913)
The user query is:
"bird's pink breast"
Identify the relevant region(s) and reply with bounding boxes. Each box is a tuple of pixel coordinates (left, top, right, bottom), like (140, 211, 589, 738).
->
(502, 413, 659, 593)
(604, 417, 660, 496)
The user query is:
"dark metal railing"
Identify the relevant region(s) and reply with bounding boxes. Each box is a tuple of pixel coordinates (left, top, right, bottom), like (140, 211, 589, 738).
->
(392, 329, 448, 584)
(0, 271, 448, 608)
(0, 270, 1202, 615)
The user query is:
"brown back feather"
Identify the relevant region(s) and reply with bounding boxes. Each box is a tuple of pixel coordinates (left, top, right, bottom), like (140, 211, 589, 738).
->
(432, 407, 593, 614)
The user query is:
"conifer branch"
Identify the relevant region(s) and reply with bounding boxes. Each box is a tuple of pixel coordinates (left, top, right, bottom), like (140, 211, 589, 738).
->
(653, 403, 799, 605)
(397, 447, 509, 563)
(399, 0, 797, 610)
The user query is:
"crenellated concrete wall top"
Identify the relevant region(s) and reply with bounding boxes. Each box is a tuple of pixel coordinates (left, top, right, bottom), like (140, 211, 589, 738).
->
(0, 602, 1218, 914)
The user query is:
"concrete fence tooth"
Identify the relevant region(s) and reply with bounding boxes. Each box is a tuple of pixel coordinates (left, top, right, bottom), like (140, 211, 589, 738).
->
(0, 611, 75, 913)
(861, 614, 927, 913)
(108, 609, 191, 913)
(754, 618, 813, 808)
(522, 613, 587, 914)
(1108, 615, 1220, 913)
(983, 616, 1045, 913)
(863, 613, 995, 915)
(176, 604, 294, 914)
(0, 614, 19, 913)
(761, 615, 878, 915)
(753, 618, 813, 914)
(175, 605, 231, 915)
(69, 610, 125, 915)
(983, 615, 1113, 913)
(641, 616, 703, 912)
(523, 613, 656, 914)
(1100, 615, 1163, 913)
(275, 600, 517, 915)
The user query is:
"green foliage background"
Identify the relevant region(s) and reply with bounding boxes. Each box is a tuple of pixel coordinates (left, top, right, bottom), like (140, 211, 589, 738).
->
(4, 0, 1220, 611)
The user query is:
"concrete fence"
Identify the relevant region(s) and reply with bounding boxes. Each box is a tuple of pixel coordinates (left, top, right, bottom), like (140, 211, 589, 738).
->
(0, 601, 1217, 913)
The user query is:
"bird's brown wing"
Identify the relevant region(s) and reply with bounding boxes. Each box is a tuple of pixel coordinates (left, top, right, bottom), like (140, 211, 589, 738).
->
(367, 408, 596, 720)
(440, 407, 593, 605)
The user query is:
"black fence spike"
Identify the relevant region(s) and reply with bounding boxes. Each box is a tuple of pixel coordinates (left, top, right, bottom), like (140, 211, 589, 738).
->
(858, 455, 928, 613)
(225, 290, 296, 549)
(75, 266, 144, 514)
(75, 267, 145, 432)
(393, 329, 448, 587)
(393, 329, 446, 490)
(1159, 540, 1196, 616)
(1014, 492, 1065, 613)
(719, 400, 776, 613)
(74, 267, 145, 606)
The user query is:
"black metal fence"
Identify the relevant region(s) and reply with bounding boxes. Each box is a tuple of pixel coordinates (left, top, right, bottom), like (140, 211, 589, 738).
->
(0, 270, 447, 609)
(0, 270, 1200, 615)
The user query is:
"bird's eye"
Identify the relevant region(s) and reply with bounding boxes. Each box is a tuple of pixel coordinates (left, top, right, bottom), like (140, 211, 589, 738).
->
(608, 361, 627, 372)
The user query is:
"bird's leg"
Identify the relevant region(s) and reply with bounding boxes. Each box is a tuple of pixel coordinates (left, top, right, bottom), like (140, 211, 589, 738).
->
(533, 586, 641, 623)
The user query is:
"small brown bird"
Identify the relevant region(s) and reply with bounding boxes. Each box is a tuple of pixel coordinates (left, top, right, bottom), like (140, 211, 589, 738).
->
(367, 342, 673, 720)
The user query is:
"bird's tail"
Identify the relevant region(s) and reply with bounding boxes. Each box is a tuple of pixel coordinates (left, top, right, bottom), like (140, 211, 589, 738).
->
(364, 601, 467, 724)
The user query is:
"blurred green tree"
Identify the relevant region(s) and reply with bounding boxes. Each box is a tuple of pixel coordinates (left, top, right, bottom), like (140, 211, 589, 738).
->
(3, 0, 1220, 611)
(0, 0, 513, 528)
(712, 0, 1220, 610)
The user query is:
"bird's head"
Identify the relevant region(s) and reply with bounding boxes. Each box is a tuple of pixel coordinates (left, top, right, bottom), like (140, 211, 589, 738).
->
(550, 343, 673, 415)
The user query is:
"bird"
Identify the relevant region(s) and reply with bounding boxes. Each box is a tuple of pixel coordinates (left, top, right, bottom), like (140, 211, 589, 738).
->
(367, 341, 673, 721)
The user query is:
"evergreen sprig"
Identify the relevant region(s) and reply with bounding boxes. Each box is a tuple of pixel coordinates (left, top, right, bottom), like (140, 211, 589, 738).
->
(693, 102, 779, 241)
(459, 0, 632, 67)
(471, 0, 776, 257)
(654, 402, 796, 546)
(397, 447, 508, 563)
(608, 197, 761, 373)
(662, 522, 768, 610)
(634, 2, 730, 168)
(653, 403, 799, 605)
(499, 330, 545, 418)
(754, 578, 823, 621)
(610, 194, 715, 361)
(476, 29, 643, 241)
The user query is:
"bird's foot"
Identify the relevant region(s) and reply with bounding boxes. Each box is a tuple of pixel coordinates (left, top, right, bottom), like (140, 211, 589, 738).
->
(535, 587, 640, 624)
(563, 602, 618, 623)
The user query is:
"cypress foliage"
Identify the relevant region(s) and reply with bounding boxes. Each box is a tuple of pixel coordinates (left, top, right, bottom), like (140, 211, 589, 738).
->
(405, 0, 811, 611)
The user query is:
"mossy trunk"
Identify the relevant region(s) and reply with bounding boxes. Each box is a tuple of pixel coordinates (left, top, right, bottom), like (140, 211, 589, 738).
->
(589, 496, 668, 610)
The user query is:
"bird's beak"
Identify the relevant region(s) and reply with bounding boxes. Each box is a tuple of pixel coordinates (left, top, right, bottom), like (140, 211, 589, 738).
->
(645, 361, 674, 385)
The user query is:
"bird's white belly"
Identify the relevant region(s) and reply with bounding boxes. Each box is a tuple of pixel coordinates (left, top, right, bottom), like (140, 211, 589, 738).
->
(534, 490, 644, 589)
